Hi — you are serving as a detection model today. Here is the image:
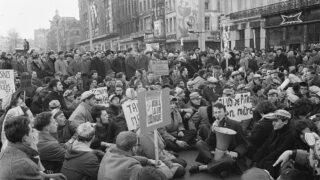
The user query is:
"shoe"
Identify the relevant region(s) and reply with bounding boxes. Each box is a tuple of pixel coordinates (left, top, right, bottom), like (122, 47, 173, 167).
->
(189, 165, 200, 174)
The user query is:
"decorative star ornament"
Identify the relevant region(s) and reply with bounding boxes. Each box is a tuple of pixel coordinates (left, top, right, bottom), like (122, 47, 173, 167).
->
(280, 12, 303, 25)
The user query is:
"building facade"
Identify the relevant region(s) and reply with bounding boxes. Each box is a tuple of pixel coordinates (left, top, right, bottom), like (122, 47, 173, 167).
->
(221, 0, 320, 51)
(47, 11, 81, 51)
(165, 0, 222, 51)
(34, 28, 49, 52)
(77, 0, 223, 51)
(263, 0, 320, 51)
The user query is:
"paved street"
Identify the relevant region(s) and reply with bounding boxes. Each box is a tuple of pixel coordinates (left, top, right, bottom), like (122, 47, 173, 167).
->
(174, 150, 241, 180)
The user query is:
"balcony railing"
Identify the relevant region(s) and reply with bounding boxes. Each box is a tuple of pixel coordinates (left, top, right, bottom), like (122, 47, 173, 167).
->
(228, 0, 320, 20)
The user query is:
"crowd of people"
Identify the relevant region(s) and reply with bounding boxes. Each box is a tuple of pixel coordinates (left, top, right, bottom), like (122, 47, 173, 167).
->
(0, 46, 320, 180)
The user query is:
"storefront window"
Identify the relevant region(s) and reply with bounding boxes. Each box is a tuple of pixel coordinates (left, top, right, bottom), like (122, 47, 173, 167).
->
(268, 28, 285, 49)
(308, 22, 320, 45)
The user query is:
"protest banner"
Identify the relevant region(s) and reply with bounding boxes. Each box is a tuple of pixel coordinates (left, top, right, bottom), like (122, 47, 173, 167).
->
(149, 60, 169, 76)
(146, 43, 160, 51)
(217, 92, 253, 121)
(0, 70, 15, 109)
(137, 89, 171, 165)
(91, 87, 108, 107)
(122, 100, 139, 131)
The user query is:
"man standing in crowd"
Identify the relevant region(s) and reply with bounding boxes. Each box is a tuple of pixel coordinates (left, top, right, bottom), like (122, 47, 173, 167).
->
(44, 79, 67, 111)
(125, 48, 137, 80)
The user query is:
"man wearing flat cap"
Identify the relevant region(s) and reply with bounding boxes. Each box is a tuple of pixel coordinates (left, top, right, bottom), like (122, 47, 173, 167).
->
(252, 109, 295, 179)
(69, 91, 97, 135)
(98, 131, 171, 180)
(202, 77, 222, 103)
(267, 89, 285, 109)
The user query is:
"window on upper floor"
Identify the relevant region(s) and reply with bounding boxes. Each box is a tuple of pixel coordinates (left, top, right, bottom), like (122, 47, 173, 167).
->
(144, 0, 146, 11)
(140, 2, 142, 12)
(205, 1, 209, 10)
(169, 18, 172, 33)
(205, 16, 210, 31)
(166, 19, 169, 33)
(173, 17, 176, 31)
(152, 0, 155, 8)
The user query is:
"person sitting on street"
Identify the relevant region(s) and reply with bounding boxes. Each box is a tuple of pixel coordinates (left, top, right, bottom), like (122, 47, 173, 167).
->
(61, 122, 102, 180)
(34, 111, 66, 173)
(189, 103, 248, 177)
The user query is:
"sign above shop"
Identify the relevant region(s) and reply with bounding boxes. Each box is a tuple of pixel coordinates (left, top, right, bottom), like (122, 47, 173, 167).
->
(280, 12, 302, 25)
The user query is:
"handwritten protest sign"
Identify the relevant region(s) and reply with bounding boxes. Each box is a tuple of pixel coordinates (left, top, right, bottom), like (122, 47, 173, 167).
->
(0, 70, 15, 109)
(149, 60, 169, 76)
(122, 100, 140, 131)
(91, 87, 108, 107)
(137, 89, 171, 134)
(217, 92, 253, 121)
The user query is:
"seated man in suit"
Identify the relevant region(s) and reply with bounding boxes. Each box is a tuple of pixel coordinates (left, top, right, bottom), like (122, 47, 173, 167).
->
(189, 103, 248, 177)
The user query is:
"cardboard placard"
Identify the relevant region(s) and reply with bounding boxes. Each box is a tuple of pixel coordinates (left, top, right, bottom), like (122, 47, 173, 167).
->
(91, 87, 109, 107)
(149, 60, 169, 76)
(217, 92, 253, 121)
(146, 43, 160, 51)
(122, 100, 140, 131)
(137, 89, 171, 134)
(0, 70, 15, 109)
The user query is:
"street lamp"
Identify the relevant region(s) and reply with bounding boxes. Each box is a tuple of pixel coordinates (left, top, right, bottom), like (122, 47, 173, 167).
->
(86, 0, 93, 51)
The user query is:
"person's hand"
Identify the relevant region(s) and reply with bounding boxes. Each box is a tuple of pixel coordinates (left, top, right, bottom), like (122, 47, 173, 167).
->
(226, 151, 238, 159)
(176, 140, 189, 148)
(184, 113, 191, 119)
(44, 173, 67, 180)
(183, 108, 193, 114)
(101, 142, 114, 148)
(211, 121, 219, 132)
(178, 131, 184, 137)
(147, 159, 158, 166)
(273, 150, 293, 167)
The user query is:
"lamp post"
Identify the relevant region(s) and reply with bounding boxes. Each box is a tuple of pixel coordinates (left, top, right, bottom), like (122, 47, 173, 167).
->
(86, 0, 93, 51)
(198, 0, 205, 51)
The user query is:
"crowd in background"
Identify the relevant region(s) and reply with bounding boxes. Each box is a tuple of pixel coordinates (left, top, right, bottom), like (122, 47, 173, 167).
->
(1, 46, 320, 180)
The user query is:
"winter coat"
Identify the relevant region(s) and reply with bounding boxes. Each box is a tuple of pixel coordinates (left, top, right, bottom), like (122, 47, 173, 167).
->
(274, 54, 289, 70)
(136, 54, 150, 71)
(61, 146, 100, 180)
(125, 54, 137, 80)
(54, 59, 68, 76)
(90, 57, 106, 78)
(44, 91, 67, 110)
(37, 131, 66, 173)
(98, 146, 148, 180)
(253, 125, 295, 178)
(68, 102, 93, 135)
(68, 60, 82, 76)
(247, 117, 273, 156)
(112, 56, 126, 73)
(0, 142, 42, 180)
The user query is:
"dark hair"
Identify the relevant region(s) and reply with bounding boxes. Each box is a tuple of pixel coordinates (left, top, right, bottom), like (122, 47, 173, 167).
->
(91, 105, 107, 123)
(127, 48, 133, 53)
(255, 100, 276, 114)
(252, 85, 262, 94)
(116, 72, 125, 79)
(34, 112, 52, 131)
(48, 79, 60, 89)
(130, 167, 167, 180)
(213, 103, 226, 112)
(90, 70, 98, 77)
(292, 119, 317, 138)
(5, 116, 30, 143)
(179, 66, 187, 74)
(292, 99, 313, 117)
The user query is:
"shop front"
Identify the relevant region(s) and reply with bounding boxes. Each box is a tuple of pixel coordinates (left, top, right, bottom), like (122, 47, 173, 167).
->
(264, 7, 320, 51)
